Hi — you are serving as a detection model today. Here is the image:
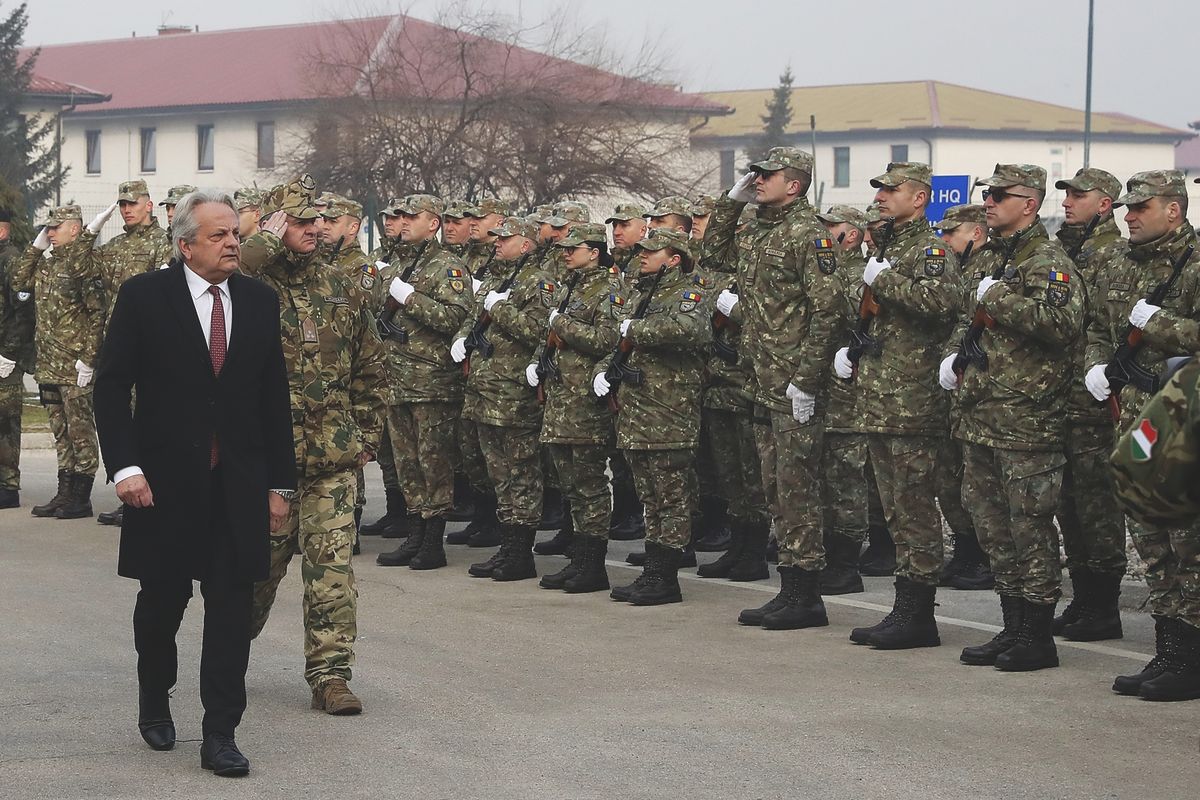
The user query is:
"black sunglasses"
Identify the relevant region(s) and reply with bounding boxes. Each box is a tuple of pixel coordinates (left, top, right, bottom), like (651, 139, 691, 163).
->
(981, 188, 1034, 203)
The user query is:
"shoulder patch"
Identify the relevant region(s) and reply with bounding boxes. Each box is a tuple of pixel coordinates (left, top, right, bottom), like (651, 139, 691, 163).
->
(540, 280, 557, 293)
(609, 293, 625, 306)
(1047, 270, 1071, 307)
(817, 251, 836, 275)
(814, 237, 834, 250)
(691, 274, 709, 288)
(679, 289, 701, 313)
(360, 261, 377, 289)
(924, 246, 946, 277)
(447, 268, 464, 278)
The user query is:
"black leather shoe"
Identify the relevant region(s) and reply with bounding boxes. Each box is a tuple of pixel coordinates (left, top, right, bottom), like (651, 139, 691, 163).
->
(0, 488, 19, 509)
(138, 689, 175, 751)
(97, 504, 125, 526)
(201, 733, 250, 777)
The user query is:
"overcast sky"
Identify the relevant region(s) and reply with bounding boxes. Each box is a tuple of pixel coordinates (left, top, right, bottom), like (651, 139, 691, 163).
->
(21, 0, 1200, 130)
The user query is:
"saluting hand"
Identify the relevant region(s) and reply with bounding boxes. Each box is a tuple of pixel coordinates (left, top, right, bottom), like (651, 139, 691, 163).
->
(260, 210, 288, 238)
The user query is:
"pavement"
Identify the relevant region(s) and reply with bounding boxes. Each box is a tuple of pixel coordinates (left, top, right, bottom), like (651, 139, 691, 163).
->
(2, 448, 1198, 799)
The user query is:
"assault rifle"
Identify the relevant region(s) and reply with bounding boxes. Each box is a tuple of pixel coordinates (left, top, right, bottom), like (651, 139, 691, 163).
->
(375, 241, 430, 344)
(950, 230, 1027, 381)
(462, 254, 529, 375)
(534, 271, 583, 404)
(846, 220, 895, 376)
(711, 280, 739, 364)
(602, 265, 666, 413)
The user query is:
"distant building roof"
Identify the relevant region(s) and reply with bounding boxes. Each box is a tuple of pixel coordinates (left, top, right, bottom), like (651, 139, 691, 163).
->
(24, 72, 109, 105)
(23, 16, 729, 117)
(694, 80, 1191, 142)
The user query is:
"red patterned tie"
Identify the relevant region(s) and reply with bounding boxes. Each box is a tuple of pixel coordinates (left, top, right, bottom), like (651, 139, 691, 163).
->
(208, 285, 226, 468)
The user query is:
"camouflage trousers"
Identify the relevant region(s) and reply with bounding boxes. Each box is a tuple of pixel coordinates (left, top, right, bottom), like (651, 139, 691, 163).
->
(458, 416, 491, 493)
(936, 435, 976, 539)
(822, 431, 868, 544)
(477, 423, 542, 526)
(251, 470, 358, 688)
(1058, 422, 1127, 576)
(1128, 518, 1200, 628)
(609, 448, 637, 508)
(375, 421, 398, 490)
(0, 380, 22, 490)
(46, 384, 98, 475)
(390, 402, 457, 518)
(754, 408, 826, 570)
(869, 434, 944, 585)
(548, 443, 611, 540)
(625, 448, 697, 551)
(961, 442, 1063, 605)
(700, 407, 768, 527)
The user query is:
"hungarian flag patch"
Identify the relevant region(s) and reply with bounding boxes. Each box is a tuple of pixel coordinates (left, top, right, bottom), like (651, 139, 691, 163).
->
(1130, 418, 1158, 462)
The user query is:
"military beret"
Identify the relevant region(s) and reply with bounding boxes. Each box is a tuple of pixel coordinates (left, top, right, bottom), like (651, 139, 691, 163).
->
(1055, 167, 1122, 201)
(975, 164, 1046, 192)
(816, 204, 869, 231)
(749, 146, 813, 175)
(645, 196, 693, 220)
(556, 222, 609, 248)
(488, 216, 539, 241)
(635, 226, 693, 266)
(398, 194, 445, 217)
(117, 179, 150, 202)
(605, 203, 648, 224)
(545, 201, 591, 227)
(259, 174, 319, 220)
(39, 204, 83, 227)
(158, 184, 198, 207)
(935, 204, 987, 231)
(870, 162, 933, 189)
(464, 197, 513, 218)
(1115, 170, 1189, 207)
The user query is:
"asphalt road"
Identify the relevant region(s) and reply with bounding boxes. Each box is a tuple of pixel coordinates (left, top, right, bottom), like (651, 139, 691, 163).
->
(2, 449, 1197, 799)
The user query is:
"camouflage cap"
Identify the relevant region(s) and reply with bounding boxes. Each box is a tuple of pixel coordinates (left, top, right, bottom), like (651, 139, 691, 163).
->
(749, 146, 814, 175)
(864, 203, 883, 225)
(1115, 170, 1189, 207)
(398, 194, 446, 217)
(39, 204, 83, 227)
(545, 200, 591, 227)
(158, 184, 198, 207)
(233, 187, 263, 210)
(605, 202, 649, 224)
(117, 179, 150, 202)
(530, 203, 555, 223)
(975, 163, 1046, 192)
(690, 194, 716, 217)
(1055, 167, 1122, 200)
(556, 222, 609, 248)
(870, 161, 933, 189)
(464, 197, 513, 218)
(935, 204, 987, 231)
(488, 215, 539, 241)
(645, 196, 693, 220)
(816, 204, 869, 231)
(379, 197, 406, 217)
(321, 193, 363, 220)
(259, 174, 319, 220)
(313, 191, 337, 208)
(443, 200, 477, 219)
(634, 226, 693, 265)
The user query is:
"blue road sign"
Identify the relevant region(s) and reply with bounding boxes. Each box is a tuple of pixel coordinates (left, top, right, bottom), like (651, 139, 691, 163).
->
(928, 175, 971, 223)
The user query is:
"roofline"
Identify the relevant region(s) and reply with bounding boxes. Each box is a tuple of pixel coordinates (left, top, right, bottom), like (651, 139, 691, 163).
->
(24, 90, 111, 106)
(692, 127, 1194, 148)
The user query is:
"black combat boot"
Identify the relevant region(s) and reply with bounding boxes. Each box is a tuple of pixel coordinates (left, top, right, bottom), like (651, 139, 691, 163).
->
(994, 599, 1059, 671)
(868, 580, 940, 649)
(628, 542, 683, 606)
(466, 494, 502, 547)
(534, 502, 574, 556)
(408, 517, 447, 570)
(448, 491, 497, 545)
(960, 594, 1023, 666)
(697, 523, 745, 578)
(445, 471, 476, 522)
(819, 533, 865, 595)
(858, 523, 896, 577)
(539, 536, 582, 589)
(97, 503, 125, 526)
(377, 517, 425, 567)
(610, 556, 656, 602)
(608, 482, 645, 541)
(728, 520, 770, 581)
(1063, 570, 1124, 641)
(0, 487, 17, 509)
(1114, 616, 1177, 696)
(692, 496, 731, 552)
(850, 577, 911, 645)
(626, 545, 696, 568)
(1138, 619, 1200, 702)
(32, 470, 70, 518)
(941, 533, 995, 590)
(55, 473, 94, 519)
(537, 487, 566, 532)
(492, 524, 537, 581)
(468, 523, 511, 578)
(563, 536, 610, 593)
(361, 487, 406, 536)
(1053, 566, 1091, 635)
(760, 566, 828, 630)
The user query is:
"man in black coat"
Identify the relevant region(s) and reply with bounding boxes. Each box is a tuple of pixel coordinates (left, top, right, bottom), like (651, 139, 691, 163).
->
(94, 190, 295, 777)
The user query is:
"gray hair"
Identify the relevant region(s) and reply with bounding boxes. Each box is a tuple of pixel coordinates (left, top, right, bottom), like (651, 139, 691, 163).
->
(171, 189, 237, 262)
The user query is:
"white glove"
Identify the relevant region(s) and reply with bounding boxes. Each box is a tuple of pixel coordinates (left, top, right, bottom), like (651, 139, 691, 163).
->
(786, 384, 815, 423)
(716, 289, 739, 317)
(862, 257, 891, 286)
(548, 309, 560, 327)
(727, 171, 757, 203)
(620, 319, 633, 338)
(0, 355, 16, 379)
(15, 292, 30, 302)
(976, 276, 1000, 302)
(87, 202, 118, 234)
(938, 354, 959, 391)
(484, 289, 509, 312)
(832, 346, 853, 380)
(471, 277, 482, 295)
(389, 276, 415, 305)
(450, 337, 467, 363)
(32, 228, 50, 251)
(375, 259, 390, 272)
(1085, 363, 1111, 401)
(1129, 299, 1160, 329)
(525, 363, 540, 387)
(75, 359, 94, 388)
(592, 372, 611, 397)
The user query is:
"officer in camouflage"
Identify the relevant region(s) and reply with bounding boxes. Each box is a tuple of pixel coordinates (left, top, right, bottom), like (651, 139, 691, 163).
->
(159, 185, 198, 235)
(0, 208, 35, 508)
(606, 203, 649, 288)
(241, 175, 388, 715)
(234, 188, 263, 242)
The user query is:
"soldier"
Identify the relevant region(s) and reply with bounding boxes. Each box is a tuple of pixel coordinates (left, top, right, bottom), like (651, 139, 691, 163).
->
(1110, 356, 1200, 701)
(932, 204, 996, 591)
(233, 188, 263, 242)
(373, 195, 473, 570)
(690, 195, 716, 240)
(939, 163, 1083, 672)
(463, 198, 510, 276)
(593, 227, 711, 604)
(242, 176, 388, 715)
(606, 202, 649, 286)
(703, 147, 842, 630)
(1086, 171, 1200, 700)
(0, 208, 35, 508)
(1047, 168, 1130, 641)
(159, 185, 197, 234)
(367, 198, 409, 265)
(441, 200, 476, 258)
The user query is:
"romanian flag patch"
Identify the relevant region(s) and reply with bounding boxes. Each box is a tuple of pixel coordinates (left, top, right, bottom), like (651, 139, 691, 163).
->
(1049, 270, 1070, 283)
(609, 294, 625, 306)
(447, 268, 464, 278)
(682, 290, 702, 302)
(926, 247, 946, 257)
(361, 262, 378, 277)
(814, 237, 834, 250)
(540, 280, 557, 292)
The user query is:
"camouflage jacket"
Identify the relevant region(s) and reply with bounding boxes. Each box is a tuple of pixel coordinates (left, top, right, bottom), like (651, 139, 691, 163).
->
(702, 195, 842, 415)
(951, 220, 1083, 451)
(538, 265, 622, 445)
(701, 262, 754, 414)
(1085, 222, 1200, 429)
(1055, 216, 1127, 426)
(241, 236, 388, 479)
(12, 232, 105, 384)
(462, 241, 495, 279)
(1111, 354, 1200, 528)
(367, 236, 411, 267)
(853, 217, 962, 435)
(610, 248, 638, 289)
(0, 239, 35, 374)
(601, 266, 711, 450)
(826, 249, 866, 433)
(331, 241, 381, 306)
(96, 219, 172, 323)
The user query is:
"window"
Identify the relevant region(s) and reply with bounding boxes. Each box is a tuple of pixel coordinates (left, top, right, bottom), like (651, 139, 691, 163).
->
(256, 121, 275, 169)
(197, 124, 215, 171)
(719, 150, 735, 188)
(139, 127, 156, 173)
(85, 130, 101, 174)
(891, 144, 909, 163)
(833, 146, 850, 187)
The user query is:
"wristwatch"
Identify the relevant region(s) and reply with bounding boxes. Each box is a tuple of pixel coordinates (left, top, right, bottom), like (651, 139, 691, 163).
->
(271, 489, 297, 502)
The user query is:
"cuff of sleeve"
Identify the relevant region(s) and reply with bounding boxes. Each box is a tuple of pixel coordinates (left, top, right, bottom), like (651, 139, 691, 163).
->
(114, 466, 144, 484)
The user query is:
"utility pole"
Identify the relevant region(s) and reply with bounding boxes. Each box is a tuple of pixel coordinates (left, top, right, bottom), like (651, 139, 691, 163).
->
(1083, 0, 1095, 168)
(809, 114, 817, 197)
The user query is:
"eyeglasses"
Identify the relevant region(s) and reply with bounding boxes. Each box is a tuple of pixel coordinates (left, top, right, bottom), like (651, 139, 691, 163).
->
(981, 188, 1035, 203)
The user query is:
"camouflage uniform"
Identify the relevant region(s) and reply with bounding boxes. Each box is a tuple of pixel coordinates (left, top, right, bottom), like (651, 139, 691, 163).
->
(0, 234, 34, 492)
(95, 180, 172, 334)
(158, 184, 197, 239)
(242, 177, 388, 689)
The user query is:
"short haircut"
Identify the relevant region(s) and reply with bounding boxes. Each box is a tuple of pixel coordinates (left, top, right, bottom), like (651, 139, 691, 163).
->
(171, 190, 235, 261)
(782, 167, 812, 195)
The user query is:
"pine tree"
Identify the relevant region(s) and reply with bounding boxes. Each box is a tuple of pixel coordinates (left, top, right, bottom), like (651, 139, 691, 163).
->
(750, 65, 794, 164)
